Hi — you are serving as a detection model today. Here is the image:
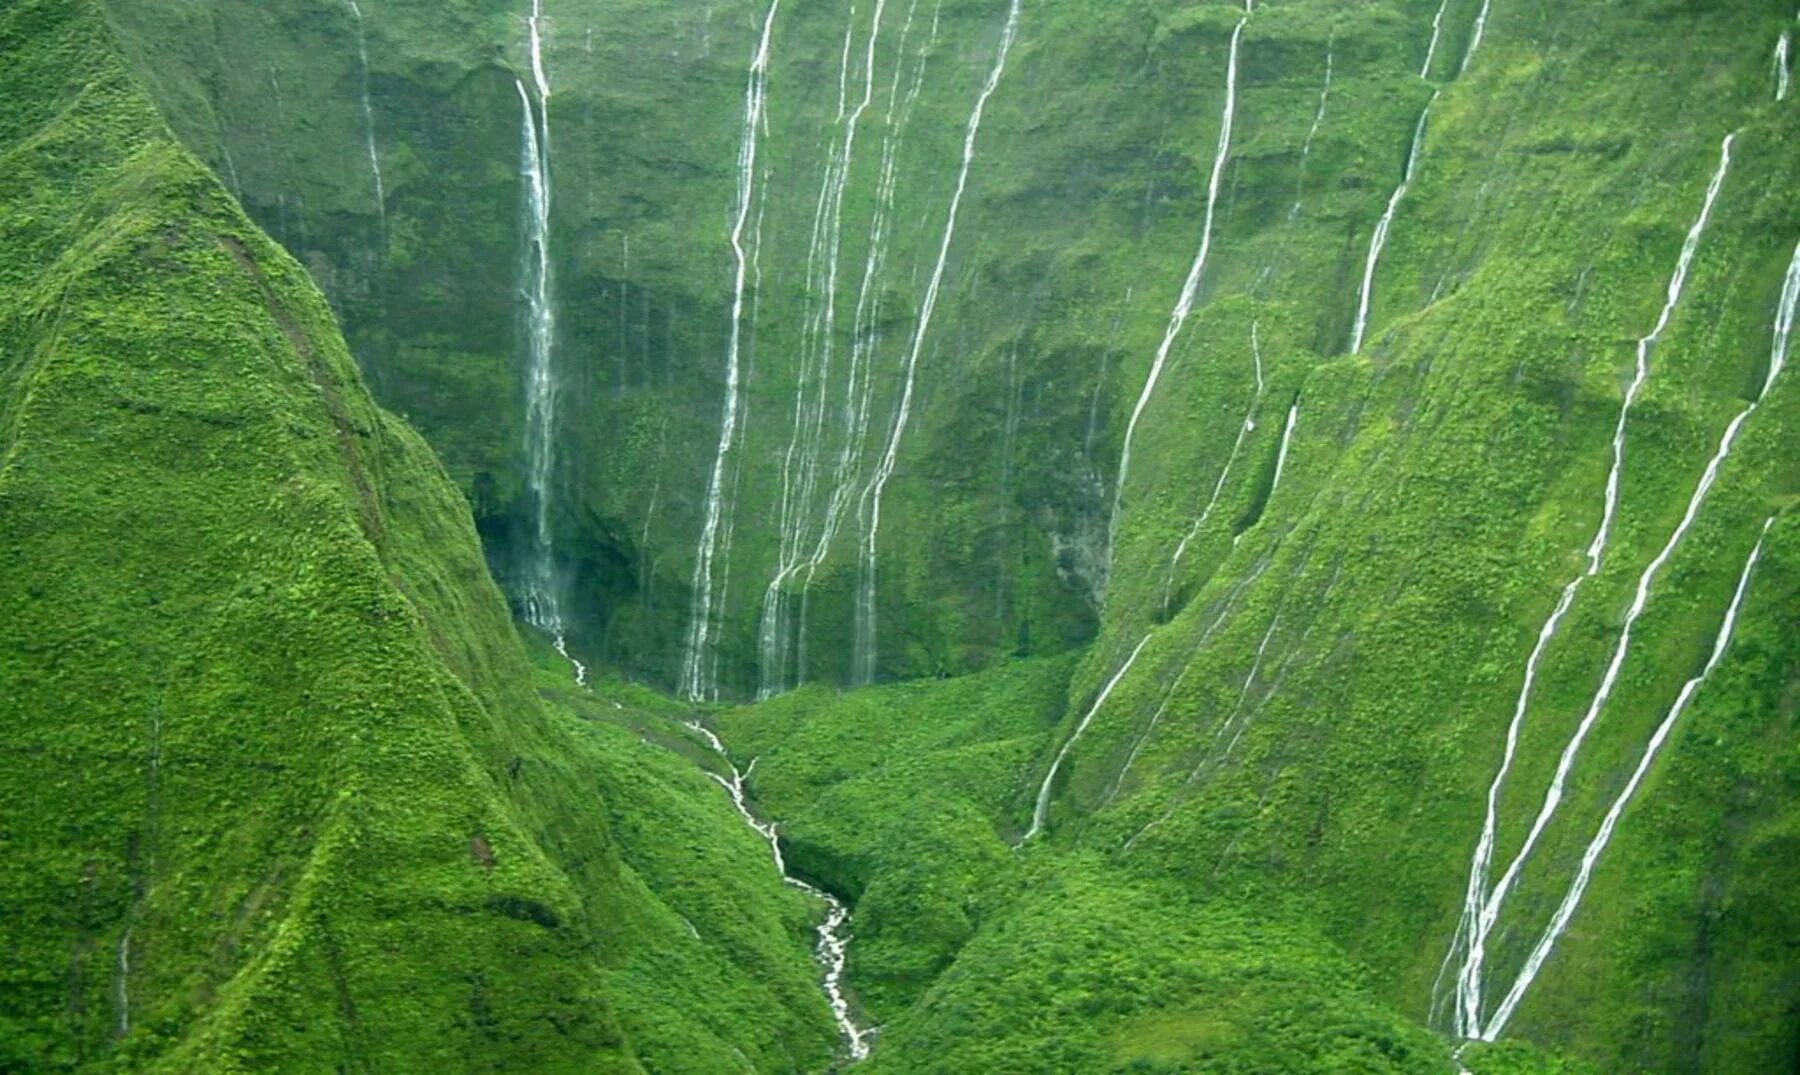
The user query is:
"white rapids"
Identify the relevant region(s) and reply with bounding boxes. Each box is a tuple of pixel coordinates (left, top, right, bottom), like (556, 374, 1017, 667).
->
(1112, 1, 1251, 542)
(685, 721, 873, 1059)
(1444, 137, 1739, 1039)
(682, 0, 781, 702)
(513, 2, 585, 687)
(853, 0, 1022, 685)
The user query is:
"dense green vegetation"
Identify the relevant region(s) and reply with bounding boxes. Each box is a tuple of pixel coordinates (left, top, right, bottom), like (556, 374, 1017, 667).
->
(4, 0, 1796, 1071)
(0, 3, 836, 1069)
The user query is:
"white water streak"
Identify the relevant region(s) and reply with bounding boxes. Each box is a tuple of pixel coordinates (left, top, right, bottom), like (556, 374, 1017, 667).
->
(1350, 94, 1436, 355)
(1462, 0, 1494, 74)
(687, 723, 871, 1058)
(346, 1, 385, 231)
(683, 0, 781, 701)
(855, 0, 1022, 684)
(1454, 138, 1738, 1036)
(1023, 634, 1154, 842)
(1420, 0, 1451, 79)
(1113, 8, 1250, 537)
(115, 927, 131, 1036)
(1268, 401, 1298, 500)
(1778, 30, 1792, 102)
(1166, 323, 1264, 592)
(759, 1, 893, 698)
(1483, 520, 1773, 1039)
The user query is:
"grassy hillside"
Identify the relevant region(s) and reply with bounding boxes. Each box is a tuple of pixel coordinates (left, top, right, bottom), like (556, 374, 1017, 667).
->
(0, 2, 836, 1069)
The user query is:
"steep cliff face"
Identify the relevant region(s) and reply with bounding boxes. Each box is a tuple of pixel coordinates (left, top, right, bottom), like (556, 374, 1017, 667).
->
(0, 3, 838, 1069)
(32, 0, 1800, 1071)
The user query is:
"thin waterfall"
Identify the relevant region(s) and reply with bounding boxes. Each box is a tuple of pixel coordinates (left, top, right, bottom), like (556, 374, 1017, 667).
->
(1462, 0, 1494, 74)
(1778, 29, 1792, 101)
(1481, 520, 1773, 1040)
(1112, 1, 1252, 547)
(1420, 0, 1451, 79)
(685, 722, 873, 1058)
(1448, 138, 1737, 1037)
(515, 15, 583, 687)
(852, 0, 1023, 685)
(681, 0, 781, 702)
(792, 17, 938, 688)
(1267, 400, 1298, 500)
(1290, 43, 1333, 219)
(1021, 633, 1153, 842)
(758, 1, 893, 699)
(1350, 94, 1436, 356)
(345, 1, 385, 233)
(1165, 321, 1264, 597)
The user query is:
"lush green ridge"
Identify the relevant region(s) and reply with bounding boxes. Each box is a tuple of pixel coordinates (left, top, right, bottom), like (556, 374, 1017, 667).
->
(0, 3, 836, 1068)
(5, 0, 1796, 1071)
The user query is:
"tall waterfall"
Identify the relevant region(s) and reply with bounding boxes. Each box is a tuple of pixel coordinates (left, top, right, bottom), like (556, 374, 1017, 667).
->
(1462, 0, 1495, 74)
(1349, 93, 1435, 356)
(345, 0, 385, 232)
(1112, 1, 1252, 550)
(681, 0, 781, 702)
(852, 0, 1022, 686)
(1443, 137, 1736, 1039)
(1778, 29, 1792, 101)
(757, 1, 892, 700)
(514, 1, 583, 686)
(1420, 0, 1451, 79)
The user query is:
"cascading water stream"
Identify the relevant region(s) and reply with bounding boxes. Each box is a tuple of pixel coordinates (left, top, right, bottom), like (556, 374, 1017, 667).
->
(1480, 519, 1775, 1040)
(853, 0, 1022, 685)
(1112, 1, 1250, 546)
(1021, 633, 1153, 843)
(1290, 45, 1332, 219)
(1462, 0, 1495, 74)
(1448, 138, 1738, 1037)
(514, 3, 585, 687)
(1165, 322, 1264, 599)
(682, 0, 781, 702)
(788, 19, 938, 689)
(1420, 0, 1451, 79)
(1349, 93, 1435, 356)
(345, 0, 385, 233)
(758, 0, 894, 699)
(684, 722, 872, 1059)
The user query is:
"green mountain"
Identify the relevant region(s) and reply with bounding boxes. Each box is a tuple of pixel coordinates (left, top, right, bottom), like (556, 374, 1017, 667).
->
(3, 0, 1796, 1071)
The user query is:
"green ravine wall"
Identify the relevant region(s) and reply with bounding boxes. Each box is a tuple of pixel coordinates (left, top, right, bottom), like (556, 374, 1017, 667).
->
(4, 0, 1797, 1070)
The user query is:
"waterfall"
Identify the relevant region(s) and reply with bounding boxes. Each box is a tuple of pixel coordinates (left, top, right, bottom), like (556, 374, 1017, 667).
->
(514, 6, 584, 687)
(1447, 138, 1738, 1038)
(686, 722, 873, 1059)
(1112, 2, 1251, 543)
(1268, 400, 1298, 500)
(1778, 29, 1792, 101)
(758, 1, 893, 700)
(853, 0, 1023, 686)
(1482, 520, 1774, 1039)
(1165, 321, 1264, 596)
(345, 1, 385, 232)
(1290, 43, 1333, 218)
(1420, 0, 1451, 79)
(681, 0, 781, 702)
(786, 13, 938, 690)
(1021, 633, 1153, 842)
(1349, 93, 1436, 356)
(1462, 0, 1494, 74)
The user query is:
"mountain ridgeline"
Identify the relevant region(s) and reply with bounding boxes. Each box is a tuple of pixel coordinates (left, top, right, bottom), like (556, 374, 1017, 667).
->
(4, 0, 1797, 1071)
